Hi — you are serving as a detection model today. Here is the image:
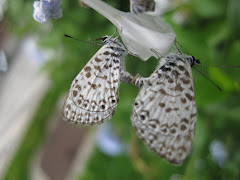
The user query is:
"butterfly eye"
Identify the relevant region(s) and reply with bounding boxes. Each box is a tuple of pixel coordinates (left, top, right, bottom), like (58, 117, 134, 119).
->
(96, 36, 108, 42)
(190, 56, 200, 66)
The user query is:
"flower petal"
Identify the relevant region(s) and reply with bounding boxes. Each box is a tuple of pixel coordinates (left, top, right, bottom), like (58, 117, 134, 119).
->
(81, 0, 176, 60)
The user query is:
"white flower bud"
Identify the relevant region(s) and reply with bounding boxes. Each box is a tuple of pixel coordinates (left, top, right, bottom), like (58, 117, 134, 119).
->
(81, 0, 176, 60)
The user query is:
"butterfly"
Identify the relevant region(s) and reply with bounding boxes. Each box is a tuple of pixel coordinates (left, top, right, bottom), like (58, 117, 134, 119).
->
(62, 35, 132, 125)
(131, 52, 199, 164)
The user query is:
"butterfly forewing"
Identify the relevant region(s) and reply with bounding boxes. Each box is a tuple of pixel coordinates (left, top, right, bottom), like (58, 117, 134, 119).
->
(132, 53, 197, 164)
(63, 38, 126, 125)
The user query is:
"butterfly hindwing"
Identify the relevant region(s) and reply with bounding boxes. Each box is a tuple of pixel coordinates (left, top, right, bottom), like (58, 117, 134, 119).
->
(132, 53, 197, 164)
(63, 37, 126, 125)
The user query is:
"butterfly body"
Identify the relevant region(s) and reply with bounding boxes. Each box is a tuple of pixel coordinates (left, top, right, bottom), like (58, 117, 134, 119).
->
(132, 53, 198, 164)
(63, 36, 127, 125)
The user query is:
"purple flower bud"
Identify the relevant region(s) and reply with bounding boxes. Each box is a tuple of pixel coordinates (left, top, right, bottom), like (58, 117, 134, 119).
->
(33, 0, 63, 23)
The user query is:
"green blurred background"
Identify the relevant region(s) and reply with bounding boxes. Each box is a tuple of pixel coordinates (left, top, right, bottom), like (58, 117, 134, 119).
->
(3, 0, 240, 179)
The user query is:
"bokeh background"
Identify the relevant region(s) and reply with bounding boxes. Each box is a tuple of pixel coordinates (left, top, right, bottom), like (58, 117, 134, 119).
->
(0, 0, 240, 179)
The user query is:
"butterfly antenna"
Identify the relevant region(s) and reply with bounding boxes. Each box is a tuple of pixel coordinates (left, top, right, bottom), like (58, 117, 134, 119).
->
(112, 27, 123, 41)
(63, 34, 102, 46)
(193, 66, 222, 91)
(108, 27, 119, 40)
(150, 49, 163, 59)
(195, 63, 240, 68)
(174, 39, 182, 54)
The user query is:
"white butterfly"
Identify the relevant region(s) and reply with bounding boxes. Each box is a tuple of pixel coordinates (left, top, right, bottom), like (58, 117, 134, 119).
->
(63, 35, 132, 125)
(132, 53, 199, 164)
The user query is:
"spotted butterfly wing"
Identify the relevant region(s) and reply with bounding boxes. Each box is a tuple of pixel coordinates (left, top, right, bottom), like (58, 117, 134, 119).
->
(63, 36, 127, 125)
(132, 53, 198, 164)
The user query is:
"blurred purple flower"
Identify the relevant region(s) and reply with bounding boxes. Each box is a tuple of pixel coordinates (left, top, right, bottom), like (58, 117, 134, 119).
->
(22, 36, 54, 64)
(210, 140, 228, 167)
(96, 123, 126, 156)
(33, 0, 63, 23)
(146, 0, 170, 16)
(130, 0, 155, 14)
(0, 50, 7, 72)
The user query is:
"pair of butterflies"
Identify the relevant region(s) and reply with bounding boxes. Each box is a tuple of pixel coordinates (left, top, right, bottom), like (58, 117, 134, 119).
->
(62, 35, 198, 165)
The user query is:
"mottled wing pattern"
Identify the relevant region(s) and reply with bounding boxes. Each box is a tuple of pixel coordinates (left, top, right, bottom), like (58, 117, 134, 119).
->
(130, 0, 155, 14)
(132, 53, 197, 164)
(63, 39, 126, 125)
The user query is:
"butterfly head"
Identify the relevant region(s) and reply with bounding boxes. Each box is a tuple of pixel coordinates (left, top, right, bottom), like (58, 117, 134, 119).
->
(189, 56, 200, 67)
(96, 35, 111, 45)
